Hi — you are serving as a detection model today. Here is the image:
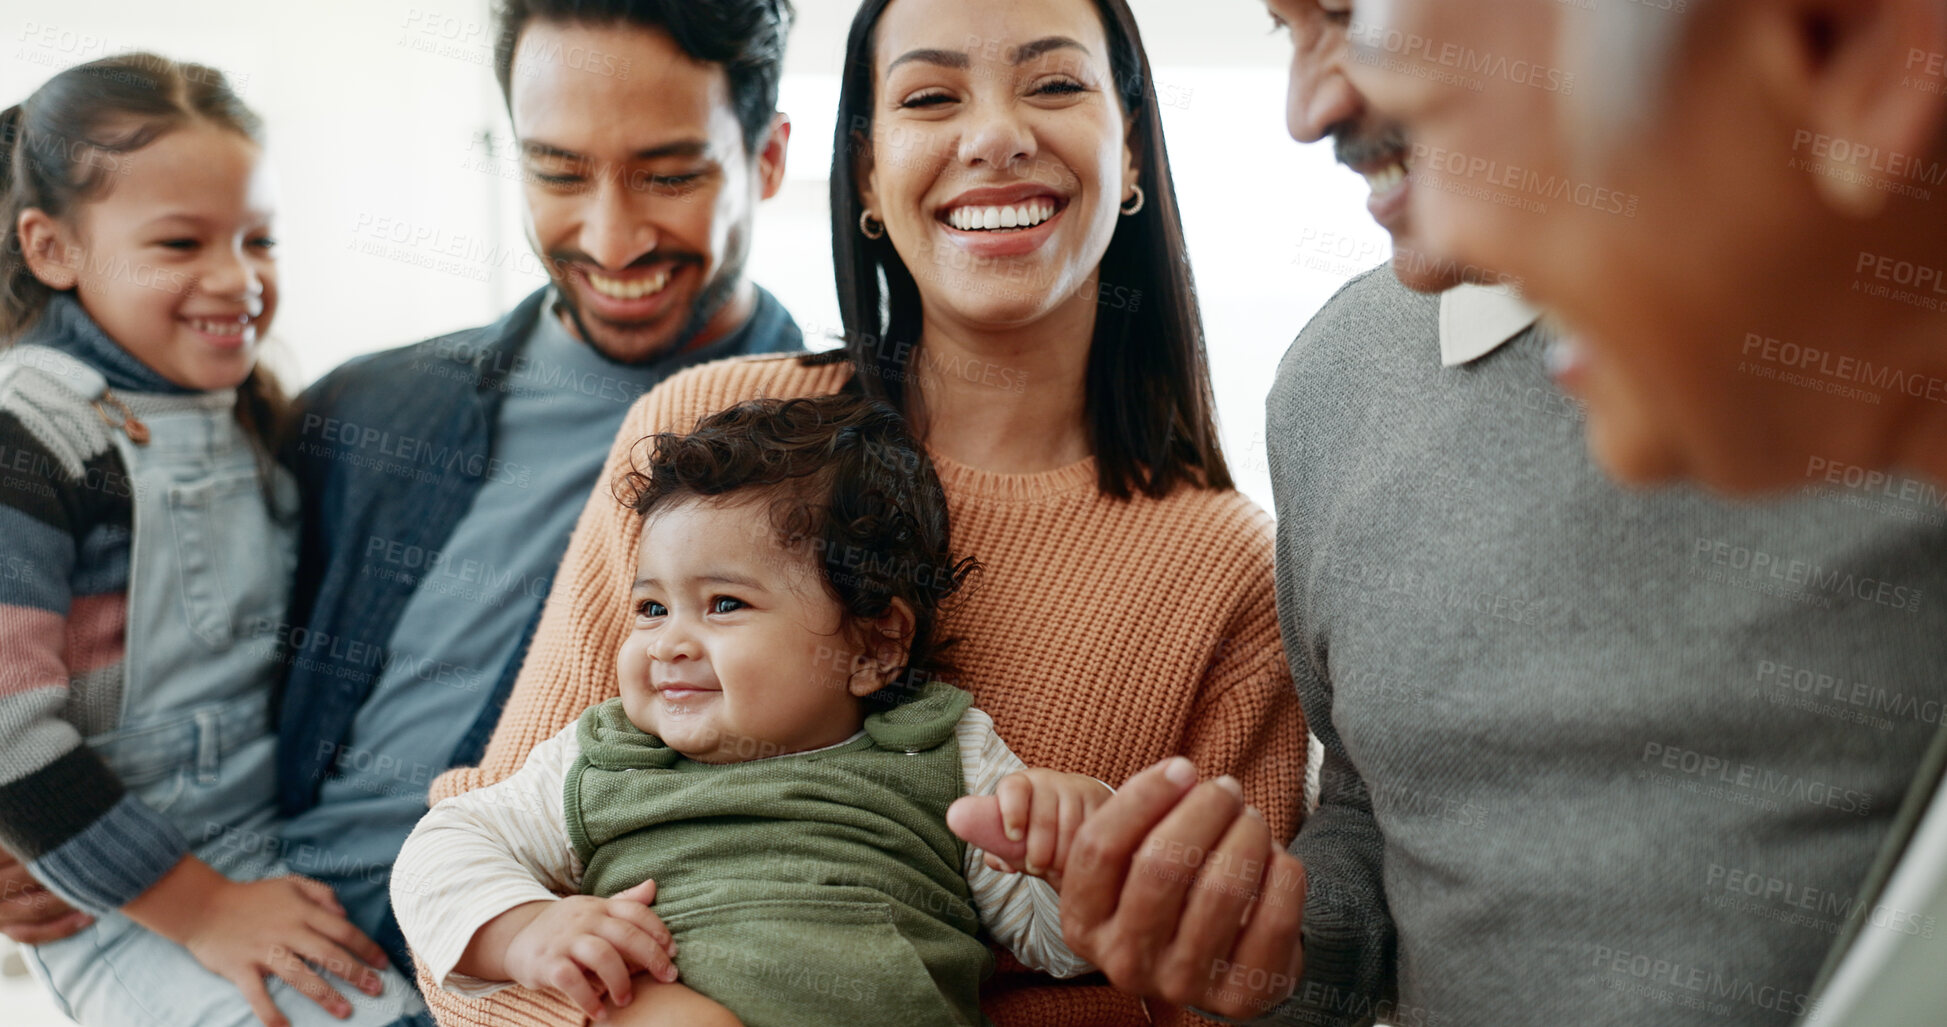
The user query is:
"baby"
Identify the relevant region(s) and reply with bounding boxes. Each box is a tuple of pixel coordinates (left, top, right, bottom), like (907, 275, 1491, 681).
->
(393, 394, 1111, 1027)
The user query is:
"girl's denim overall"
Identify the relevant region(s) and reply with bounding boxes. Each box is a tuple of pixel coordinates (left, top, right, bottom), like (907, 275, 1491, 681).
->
(8, 346, 422, 1026)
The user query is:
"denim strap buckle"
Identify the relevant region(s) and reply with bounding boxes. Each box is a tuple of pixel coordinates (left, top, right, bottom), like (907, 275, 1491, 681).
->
(195, 708, 223, 784)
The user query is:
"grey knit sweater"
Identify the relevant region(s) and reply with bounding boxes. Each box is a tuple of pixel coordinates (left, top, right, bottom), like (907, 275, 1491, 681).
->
(1266, 269, 1947, 1027)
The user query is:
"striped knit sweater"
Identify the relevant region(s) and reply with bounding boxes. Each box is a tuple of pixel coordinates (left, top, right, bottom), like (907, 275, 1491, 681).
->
(421, 353, 1307, 1027)
(0, 296, 197, 912)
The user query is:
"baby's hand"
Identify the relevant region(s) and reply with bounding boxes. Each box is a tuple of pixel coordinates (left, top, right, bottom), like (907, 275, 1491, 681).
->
(947, 768, 1114, 892)
(499, 880, 677, 1020)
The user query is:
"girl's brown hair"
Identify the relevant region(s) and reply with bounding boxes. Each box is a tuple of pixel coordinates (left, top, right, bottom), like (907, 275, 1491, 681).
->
(0, 53, 289, 456)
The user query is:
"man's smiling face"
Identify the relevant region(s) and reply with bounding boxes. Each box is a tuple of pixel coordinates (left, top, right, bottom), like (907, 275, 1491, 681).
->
(510, 19, 784, 363)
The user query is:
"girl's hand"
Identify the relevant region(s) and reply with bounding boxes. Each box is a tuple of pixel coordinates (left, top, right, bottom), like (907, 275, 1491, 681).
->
(948, 768, 1116, 892)
(497, 879, 678, 1021)
(126, 859, 389, 1027)
(0, 850, 92, 944)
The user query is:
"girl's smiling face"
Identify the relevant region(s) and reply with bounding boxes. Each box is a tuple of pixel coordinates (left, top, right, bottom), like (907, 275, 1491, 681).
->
(618, 495, 907, 764)
(859, 0, 1138, 330)
(21, 121, 277, 391)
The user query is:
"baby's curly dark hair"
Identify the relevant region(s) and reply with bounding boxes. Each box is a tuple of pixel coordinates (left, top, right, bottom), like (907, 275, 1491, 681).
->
(618, 393, 978, 702)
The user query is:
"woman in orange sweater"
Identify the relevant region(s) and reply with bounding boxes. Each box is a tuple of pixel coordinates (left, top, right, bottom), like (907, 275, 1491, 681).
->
(416, 0, 1306, 1024)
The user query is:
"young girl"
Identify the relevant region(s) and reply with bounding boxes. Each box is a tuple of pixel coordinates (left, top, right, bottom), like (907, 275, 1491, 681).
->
(0, 55, 420, 1027)
(392, 394, 1111, 1027)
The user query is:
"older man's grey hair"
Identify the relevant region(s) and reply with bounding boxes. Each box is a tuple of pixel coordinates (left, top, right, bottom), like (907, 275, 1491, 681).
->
(1565, 3, 1700, 165)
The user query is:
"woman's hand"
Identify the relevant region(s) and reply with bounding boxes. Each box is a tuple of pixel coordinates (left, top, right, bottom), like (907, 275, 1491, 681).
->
(1057, 757, 1307, 1020)
(948, 767, 1114, 892)
(486, 880, 678, 1021)
(124, 858, 390, 1027)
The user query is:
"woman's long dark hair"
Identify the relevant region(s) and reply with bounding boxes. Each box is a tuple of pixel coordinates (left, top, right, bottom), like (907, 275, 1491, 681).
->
(816, 0, 1232, 500)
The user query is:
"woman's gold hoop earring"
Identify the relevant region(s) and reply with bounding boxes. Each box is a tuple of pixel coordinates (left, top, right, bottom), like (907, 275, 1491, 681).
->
(1120, 185, 1145, 217)
(859, 210, 886, 239)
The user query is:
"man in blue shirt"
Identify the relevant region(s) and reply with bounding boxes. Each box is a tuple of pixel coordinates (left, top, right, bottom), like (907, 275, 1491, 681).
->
(265, 0, 804, 975)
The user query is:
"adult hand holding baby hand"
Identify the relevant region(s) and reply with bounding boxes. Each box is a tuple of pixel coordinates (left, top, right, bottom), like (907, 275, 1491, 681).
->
(495, 879, 678, 1021)
(948, 768, 1114, 892)
(1057, 758, 1306, 1020)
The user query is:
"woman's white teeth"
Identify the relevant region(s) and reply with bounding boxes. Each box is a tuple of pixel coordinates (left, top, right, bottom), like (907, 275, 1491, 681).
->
(188, 316, 249, 337)
(1363, 160, 1410, 195)
(587, 269, 672, 300)
(947, 200, 1057, 232)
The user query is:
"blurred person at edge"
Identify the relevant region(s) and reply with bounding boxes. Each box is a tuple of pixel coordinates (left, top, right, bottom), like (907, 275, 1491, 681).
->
(1337, 0, 1947, 494)
(1049, 2, 1947, 1026)
(1329, 2, 1947, 1025)
(0, 0, 802, 981)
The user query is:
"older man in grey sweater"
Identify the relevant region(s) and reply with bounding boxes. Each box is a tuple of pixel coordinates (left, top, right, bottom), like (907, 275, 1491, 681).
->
(1050, 4, 1947, 1021)
(1263, 269, 1947, 1027)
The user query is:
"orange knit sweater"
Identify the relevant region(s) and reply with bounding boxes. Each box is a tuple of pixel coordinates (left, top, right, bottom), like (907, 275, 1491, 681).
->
(419, 354, 1306, 1027)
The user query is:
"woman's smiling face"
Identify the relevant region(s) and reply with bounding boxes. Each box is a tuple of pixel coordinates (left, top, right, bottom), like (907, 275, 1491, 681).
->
(860, 0, 1138, 330)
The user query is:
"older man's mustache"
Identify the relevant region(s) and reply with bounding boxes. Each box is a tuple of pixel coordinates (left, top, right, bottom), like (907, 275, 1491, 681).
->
(1334, 121, 1410, 170)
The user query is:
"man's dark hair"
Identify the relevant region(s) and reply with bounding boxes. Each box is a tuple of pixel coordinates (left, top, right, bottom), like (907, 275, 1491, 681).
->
(620, 394, 978, 702)
(492, 0, 794, 154)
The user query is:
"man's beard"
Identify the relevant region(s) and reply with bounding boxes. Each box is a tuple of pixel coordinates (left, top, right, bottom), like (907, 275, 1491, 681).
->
(550, 251, 746, 365)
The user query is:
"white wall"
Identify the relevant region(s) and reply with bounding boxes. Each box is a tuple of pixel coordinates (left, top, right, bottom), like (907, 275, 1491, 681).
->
(2, 0, 1392, 512)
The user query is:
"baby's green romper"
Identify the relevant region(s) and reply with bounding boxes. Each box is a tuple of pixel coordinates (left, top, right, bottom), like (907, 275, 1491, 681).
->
(564, 681, 995, 1027)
